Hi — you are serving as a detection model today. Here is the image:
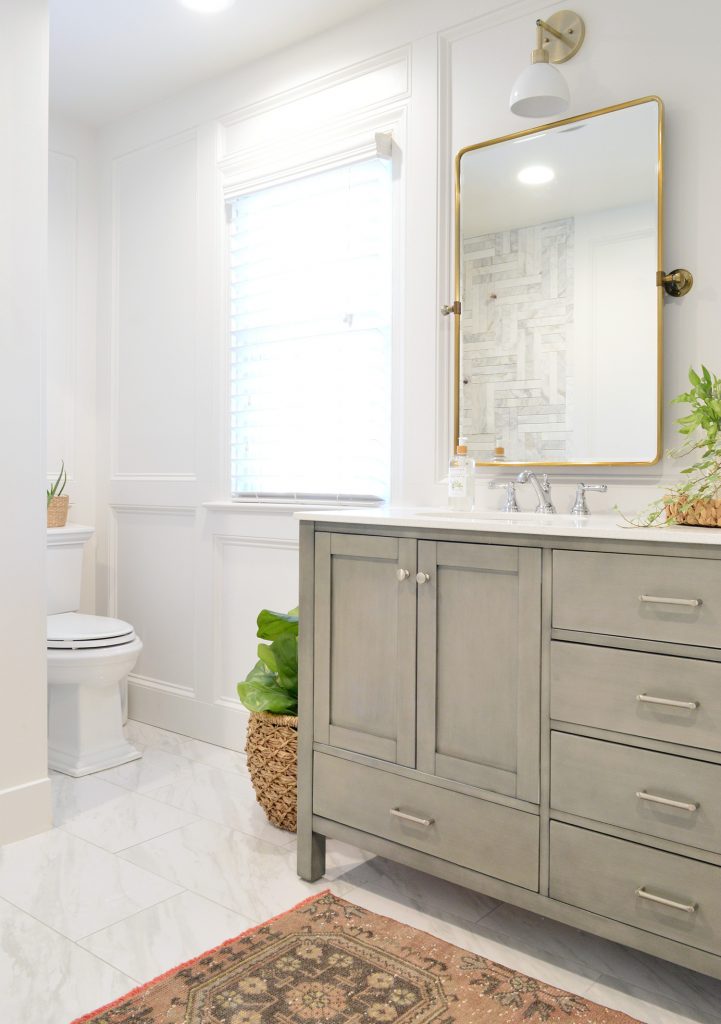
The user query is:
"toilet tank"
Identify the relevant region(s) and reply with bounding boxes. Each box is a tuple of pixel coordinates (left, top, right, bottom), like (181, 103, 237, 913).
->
(47, 525, 94, 614)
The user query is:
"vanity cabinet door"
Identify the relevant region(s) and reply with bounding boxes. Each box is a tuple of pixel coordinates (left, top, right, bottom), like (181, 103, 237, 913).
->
(416, 541, 542, 803)
(313, 532, 417, 766)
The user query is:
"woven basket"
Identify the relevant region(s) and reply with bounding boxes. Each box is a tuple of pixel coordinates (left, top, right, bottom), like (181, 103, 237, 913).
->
(245, 711, 298, 832)
(666, 498, 721, 528)
(47, 494, 69, 528)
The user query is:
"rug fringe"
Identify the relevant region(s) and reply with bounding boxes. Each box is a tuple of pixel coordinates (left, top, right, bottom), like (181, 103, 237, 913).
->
(68, 888, 332, 1024)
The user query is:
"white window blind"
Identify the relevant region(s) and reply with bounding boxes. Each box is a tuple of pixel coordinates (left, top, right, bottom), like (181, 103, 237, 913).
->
(228, 153, 392, 500)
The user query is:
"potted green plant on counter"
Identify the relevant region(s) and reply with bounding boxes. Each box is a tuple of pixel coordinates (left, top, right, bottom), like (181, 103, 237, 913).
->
(237, 608, 298, 832)
(47, 461, 69, 527)
(622, 366, 721, 527)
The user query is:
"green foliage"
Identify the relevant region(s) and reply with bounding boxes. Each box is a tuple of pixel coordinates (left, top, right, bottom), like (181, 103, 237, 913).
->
(47, 461, 67, 507)
(618, 366, 721, 527)
(237, 607, 299, 715)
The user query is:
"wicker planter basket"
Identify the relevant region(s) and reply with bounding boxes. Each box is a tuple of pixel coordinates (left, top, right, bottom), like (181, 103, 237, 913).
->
(666, 498, 721, 528)
(245, 711, 298, 832)
(47, 494, 69, 528)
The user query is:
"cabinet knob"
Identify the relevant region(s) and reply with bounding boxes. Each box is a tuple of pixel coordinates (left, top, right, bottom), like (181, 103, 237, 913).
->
(396, 568, 410, 582)
(416, 572, 430, 585)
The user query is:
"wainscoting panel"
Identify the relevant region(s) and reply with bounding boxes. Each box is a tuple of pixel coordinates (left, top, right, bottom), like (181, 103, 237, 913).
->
(112, 506, 197, 693)
(214, 534, 300, 706)
(111, 133, 199, 480)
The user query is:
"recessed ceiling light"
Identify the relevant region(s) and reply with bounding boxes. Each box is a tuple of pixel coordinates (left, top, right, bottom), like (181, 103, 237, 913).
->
(517, 165, 555, 185)
(178, 0, 236, 12)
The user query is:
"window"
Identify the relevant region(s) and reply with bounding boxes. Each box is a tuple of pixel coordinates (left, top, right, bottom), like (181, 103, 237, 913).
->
(228, 152, 393, 501)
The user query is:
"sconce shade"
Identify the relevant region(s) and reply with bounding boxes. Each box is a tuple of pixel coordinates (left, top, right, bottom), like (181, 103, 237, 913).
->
(509, 62, 570, 117)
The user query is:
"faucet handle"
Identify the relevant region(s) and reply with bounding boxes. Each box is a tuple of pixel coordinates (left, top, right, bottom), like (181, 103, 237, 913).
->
(571, 481, 608, 516)
(488, 479, 520, 513)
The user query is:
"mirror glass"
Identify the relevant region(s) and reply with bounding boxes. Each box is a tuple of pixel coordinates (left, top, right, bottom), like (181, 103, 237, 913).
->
(456, 98, 661, 465)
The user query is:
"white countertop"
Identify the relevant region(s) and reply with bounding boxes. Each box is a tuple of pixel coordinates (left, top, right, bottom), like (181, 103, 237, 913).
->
(296, 506, 721, 546)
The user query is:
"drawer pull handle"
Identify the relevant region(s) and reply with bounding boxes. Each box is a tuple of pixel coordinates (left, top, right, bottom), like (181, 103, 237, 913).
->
(396, 568, 410, 582)
(635, 887, 696, 914)
(639, 594, 701, 608)
(636, 791, 698, 813)
(390, 807, 434, 827)
(637, 693, 699, 711)
(416, 572, 431, 585)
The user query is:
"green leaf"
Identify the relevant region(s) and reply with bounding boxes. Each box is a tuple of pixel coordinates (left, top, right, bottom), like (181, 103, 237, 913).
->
(243, 658, 275, 686)
(689, 367, 701, 387)
(257, 643, 278, 674)
(270, 635, 298, 695)
(256, 608, 299, 641)
(236, 679, 296, 715)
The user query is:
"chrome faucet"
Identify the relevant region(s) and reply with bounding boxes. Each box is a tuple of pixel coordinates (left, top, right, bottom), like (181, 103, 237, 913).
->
(488, 479, 520, 512)
(516, 470, 555, 514)
(570, 481, 607, 516)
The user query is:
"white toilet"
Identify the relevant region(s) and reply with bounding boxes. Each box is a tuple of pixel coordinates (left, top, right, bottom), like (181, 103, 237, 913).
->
(47, 525, 143, 776)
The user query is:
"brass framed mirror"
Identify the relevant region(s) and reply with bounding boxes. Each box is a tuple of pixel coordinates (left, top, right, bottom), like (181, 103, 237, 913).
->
(453, 96, 663, 466)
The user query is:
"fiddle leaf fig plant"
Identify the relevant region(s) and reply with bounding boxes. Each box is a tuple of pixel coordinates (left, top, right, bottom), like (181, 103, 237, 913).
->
(237, 608, 299, 715)
(619, 366, 721, 527)
(47, 460, 67, 507)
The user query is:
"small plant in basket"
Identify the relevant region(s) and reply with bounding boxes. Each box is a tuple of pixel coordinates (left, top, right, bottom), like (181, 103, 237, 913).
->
(47, 460, 70, 527)
(237, 608, 299, 832)
(621, 366, 721, 527)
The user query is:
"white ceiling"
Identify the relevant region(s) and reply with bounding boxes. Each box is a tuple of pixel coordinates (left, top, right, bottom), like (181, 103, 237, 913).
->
(49, 0, 391, 125)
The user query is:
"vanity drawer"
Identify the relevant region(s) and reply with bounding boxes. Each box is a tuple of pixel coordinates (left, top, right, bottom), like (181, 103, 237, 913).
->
(313, 752, 539, 891)
(551, 732, 721, 854)
(553, 550, 721, 647)
(551, 642, 721, 753)
(550, 822, 721, 957)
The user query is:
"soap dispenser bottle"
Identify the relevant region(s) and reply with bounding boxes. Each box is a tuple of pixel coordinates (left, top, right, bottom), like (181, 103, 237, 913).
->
(448, 438, 475, 511)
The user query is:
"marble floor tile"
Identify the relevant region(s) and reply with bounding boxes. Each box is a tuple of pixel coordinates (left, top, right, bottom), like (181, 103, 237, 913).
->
(94, 746, 197, 793)
(0, 828, 182, 941)
(119, 818, 348, 923)
(341, 883, 601, 1000)
(53, 773, 198, 852)
(125, 720, 248, 774)
(140, 759, 291, 846)
(477, 903, 721, 1022)
(79, 891, 255, 984)
(584, 975, 716, 1024)
(0, 896, 135, 1024)
(336, 854, 500, 923)
(323, 838, 376, 880)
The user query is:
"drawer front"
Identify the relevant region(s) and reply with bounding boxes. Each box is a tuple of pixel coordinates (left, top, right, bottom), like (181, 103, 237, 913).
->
(313, 752, 539, 890)
(551, 732, 721, 854)
(550, 822, 721, 957)
(551, 642, 721, 753)
(553, 550, 721, 647)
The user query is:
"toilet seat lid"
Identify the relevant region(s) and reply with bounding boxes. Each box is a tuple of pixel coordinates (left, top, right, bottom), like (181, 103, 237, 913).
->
(47, 613, 136, 649)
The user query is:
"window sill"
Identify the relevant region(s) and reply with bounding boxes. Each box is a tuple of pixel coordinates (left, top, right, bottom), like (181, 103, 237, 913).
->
(203, 500, 384, 515)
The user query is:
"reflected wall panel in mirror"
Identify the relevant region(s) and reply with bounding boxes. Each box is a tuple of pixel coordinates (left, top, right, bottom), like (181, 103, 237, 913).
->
(454, 97, 662, 466)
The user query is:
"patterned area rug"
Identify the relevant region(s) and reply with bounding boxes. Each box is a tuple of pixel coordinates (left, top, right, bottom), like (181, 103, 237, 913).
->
(71, 890, 640, 1023)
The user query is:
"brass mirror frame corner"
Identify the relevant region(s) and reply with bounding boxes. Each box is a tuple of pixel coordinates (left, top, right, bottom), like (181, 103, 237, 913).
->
(451, 95, 664, 469)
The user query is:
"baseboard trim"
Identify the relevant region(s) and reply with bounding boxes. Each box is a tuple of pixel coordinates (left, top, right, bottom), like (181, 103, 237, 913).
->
(0, 776, 52, 846)
(128, 679, 249, 750)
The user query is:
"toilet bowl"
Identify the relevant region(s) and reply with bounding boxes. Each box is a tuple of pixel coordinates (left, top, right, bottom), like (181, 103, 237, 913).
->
(47, 526, 143, 776)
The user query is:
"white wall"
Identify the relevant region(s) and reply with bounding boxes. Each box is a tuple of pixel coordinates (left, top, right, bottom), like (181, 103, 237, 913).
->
(87, 0, 721, 746)
(0, 0, 52, 844)
(48, 116, 99, 610)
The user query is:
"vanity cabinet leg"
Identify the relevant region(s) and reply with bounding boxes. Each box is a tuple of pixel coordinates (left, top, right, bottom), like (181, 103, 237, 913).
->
(298, 830, 326, 882)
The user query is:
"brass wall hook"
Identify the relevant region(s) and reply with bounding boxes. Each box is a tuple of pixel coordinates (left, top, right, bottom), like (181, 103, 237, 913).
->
(657, 269, 693, 297)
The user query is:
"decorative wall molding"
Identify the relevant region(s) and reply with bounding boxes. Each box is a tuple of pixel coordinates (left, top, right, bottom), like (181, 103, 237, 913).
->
(48, 149, 79, 482)
(127, 672, 194, 697)
(110, 130, 200, 482)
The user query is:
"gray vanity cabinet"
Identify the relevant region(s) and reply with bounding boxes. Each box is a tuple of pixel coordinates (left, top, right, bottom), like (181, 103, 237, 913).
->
(312, 532, 418, 766)
(299, 518, 721, 983)
(416, 541, 541, 802)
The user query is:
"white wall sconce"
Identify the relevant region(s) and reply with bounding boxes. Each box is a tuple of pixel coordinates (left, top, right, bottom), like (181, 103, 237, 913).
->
(509, 10, 585, 118)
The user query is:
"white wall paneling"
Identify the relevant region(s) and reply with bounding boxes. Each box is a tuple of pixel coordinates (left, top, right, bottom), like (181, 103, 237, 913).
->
(213, 533, 299, 707)
(110, 506, 197, 694)
(111, 132, 199, 481)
